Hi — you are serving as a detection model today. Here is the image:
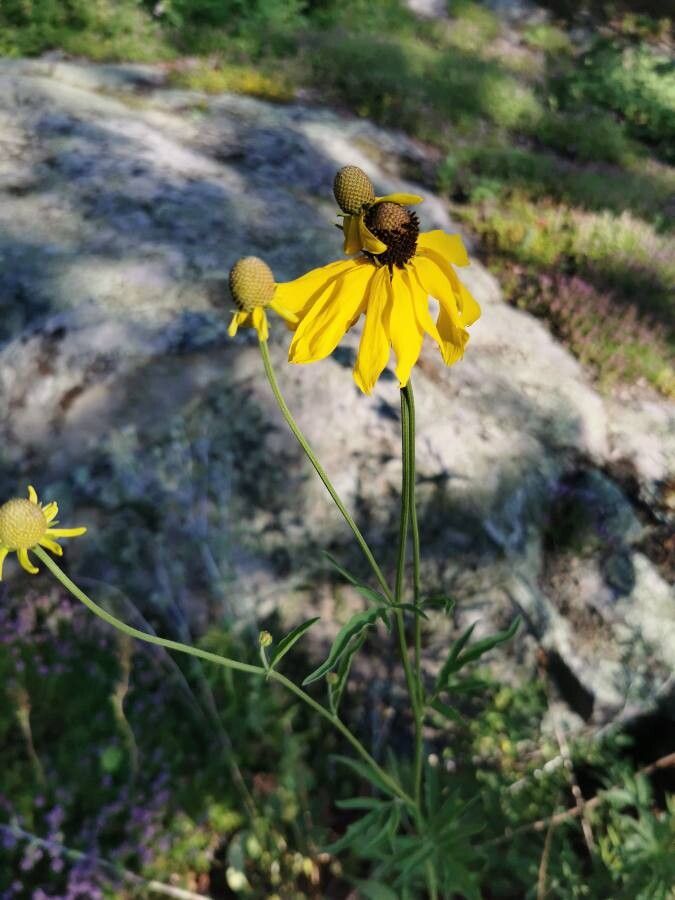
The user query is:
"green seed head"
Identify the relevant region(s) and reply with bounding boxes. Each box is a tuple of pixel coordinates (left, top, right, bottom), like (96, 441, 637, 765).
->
(229, 257, 276, 312)
(333, 165, 376, 215)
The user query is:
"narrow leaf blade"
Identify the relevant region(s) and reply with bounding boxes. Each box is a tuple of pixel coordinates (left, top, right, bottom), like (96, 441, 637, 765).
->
(269, 617, 320, 669)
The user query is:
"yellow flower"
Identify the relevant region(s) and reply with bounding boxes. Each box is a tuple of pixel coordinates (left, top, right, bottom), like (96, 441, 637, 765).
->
(0, 486, 87, 579)
(275, 169, 481, 394)
(227, 256, 298, 341)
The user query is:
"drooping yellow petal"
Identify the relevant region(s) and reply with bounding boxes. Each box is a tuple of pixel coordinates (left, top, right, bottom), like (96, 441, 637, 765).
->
(17, 547, 38, 575)
(228, 310, 248, 337)
(410, 258, 468, 365)
(358, 216, 388, 255)
(45, 526, 87, 539)
(289, 261, 375, 363)
(343, 214, 362, 255)
(353, 267, 391, 394)
(39, 537, 63, 556)
(374, 193, 423, 206)
(275, 260, 358, 318)
(437, 304, 469, 365)
(28, 485, 38, 504)
(412, 256, 463, 328)
(42, 502, 58, 523)
(418, 231, 469, 267)
(387, 270, 424, 387)
(252, 307, 269, 341)
(417, 247, 480, 326)
(0, 546, 8, 580)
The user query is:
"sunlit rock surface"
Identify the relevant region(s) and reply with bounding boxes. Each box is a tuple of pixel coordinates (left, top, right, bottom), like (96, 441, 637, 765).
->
(0, 60, 672, 729)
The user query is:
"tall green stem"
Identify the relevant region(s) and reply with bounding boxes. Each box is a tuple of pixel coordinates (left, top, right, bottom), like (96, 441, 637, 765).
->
(34, 547, 413, 810)
(403, 383, 424, 806)
(394, 386, 425, 812)
(258, 339, 393, 604)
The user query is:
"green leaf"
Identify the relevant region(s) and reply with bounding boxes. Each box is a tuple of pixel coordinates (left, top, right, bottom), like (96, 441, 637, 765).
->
(323, 551, 362, 586)
(336, 797, 384, 811)
(353, 881, 399, 900)
(428, 699, 464, 724)
(323, 551, 387, 606)
(303, 607, 388, 686)
(435, 622, 477, 690)
(391, 602, 429, 620)
(435, 617, 521, 690)
(332, 755, 399, 800)
(323, 808, 381, 854)
(328, 631, 367, 715)
(422, 595, 456, 615)
(453, 616, 521, 667)
(269, 617, 320, 670)
(395, 840, 435, 882)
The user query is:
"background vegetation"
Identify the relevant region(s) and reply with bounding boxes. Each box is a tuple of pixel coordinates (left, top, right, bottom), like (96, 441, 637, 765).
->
(1, 0, 673, 896)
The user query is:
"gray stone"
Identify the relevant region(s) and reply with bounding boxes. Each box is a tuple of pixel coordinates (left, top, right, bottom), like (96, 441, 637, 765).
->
(0, 60, 672, 729)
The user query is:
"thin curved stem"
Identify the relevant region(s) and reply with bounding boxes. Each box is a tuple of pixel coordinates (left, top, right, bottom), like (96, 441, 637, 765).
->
(34, 547, 413, 810)
(258, 339, 393, 604)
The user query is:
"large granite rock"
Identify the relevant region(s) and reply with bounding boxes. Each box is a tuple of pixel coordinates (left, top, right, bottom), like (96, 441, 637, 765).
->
(0, 60, 672, 729)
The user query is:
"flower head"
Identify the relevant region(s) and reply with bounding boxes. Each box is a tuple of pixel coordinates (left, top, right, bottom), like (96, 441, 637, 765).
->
(333, 165, 425, 258)
(0, 486, 87, 579)
(275, 168, 481, 394)
(227, 256, 298, 341)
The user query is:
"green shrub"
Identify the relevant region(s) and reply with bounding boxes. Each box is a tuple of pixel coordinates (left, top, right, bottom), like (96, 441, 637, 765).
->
(308, 32, 431, 131)
(522, 22, 572, 53)
(535, 108, 634, 164)
(554, 39, 675, 160)
(445, 0, 502, 51)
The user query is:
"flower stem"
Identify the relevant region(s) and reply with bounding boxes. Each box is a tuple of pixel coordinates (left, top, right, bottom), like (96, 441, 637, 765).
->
(258, 338, 393, 604)
(403, 382, 425, 808)
(395, 386, 425, 811)
(34, 547, 413, 810)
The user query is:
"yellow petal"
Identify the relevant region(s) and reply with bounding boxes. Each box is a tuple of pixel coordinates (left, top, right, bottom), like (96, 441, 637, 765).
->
(410, 259, 467, 365)
(343, 215, 362, 255)
(45, 526, 87, 538)
(289, 261, 374, 363)
(353, 267, 391, 394)
(417, 247, 480, 325)
(418, 231, 469, 267)
(18, 547, 38, 575)
(252, 307, 269, 341)
(0, 546, 8, 580)
(437, 305, 469, 365)
(39, 537, 63, 556)
(42, 501, 58, 523)
(412, 256, 463, 328)
(374, 193, 423, 206)
(358, 216, 388, 255)
(228, 311, 246, 337)
(269, 297, 299, 328)
(386, 270, 424, 387)
(275, 260, 358, 319)
(28, 485, 38, 504)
